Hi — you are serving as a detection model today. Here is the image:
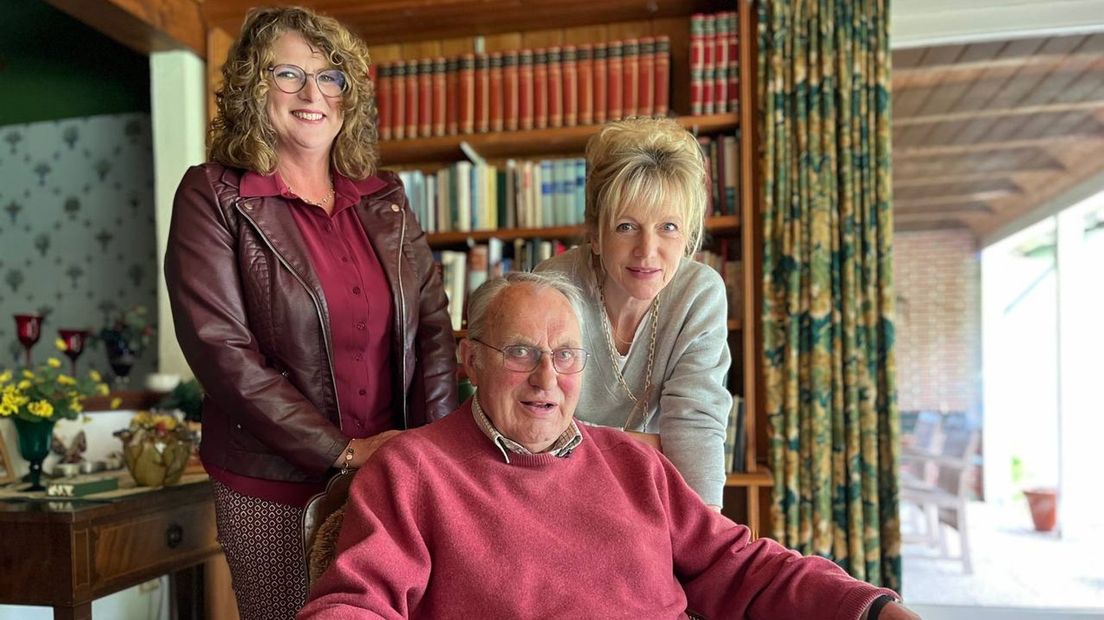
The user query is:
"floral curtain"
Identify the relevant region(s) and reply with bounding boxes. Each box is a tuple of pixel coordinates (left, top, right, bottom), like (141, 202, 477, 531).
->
(757, 0, 901, 589)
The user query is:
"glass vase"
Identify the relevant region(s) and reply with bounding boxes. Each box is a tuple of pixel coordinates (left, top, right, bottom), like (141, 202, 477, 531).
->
(13, 417, 56, 492)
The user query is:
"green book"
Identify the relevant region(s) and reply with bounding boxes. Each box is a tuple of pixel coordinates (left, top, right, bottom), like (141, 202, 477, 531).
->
(47, 475, 120, 497)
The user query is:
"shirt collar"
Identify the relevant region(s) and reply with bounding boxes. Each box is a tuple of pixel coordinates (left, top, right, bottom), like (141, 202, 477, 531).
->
(471, 395, 582, 464)
(239, 169, 387, 212)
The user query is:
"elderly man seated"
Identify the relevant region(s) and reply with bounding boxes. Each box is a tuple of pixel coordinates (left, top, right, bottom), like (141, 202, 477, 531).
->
(298, 272, 918, 620)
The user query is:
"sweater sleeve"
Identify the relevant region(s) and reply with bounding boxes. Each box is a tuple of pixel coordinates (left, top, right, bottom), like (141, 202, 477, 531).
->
(655, 264, 732, 506)
(298, 442, 431, 619)
(657, 457, 896, 619)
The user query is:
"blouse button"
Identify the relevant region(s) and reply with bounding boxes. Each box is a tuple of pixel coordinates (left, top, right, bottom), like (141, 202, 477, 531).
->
(390, 203, 400, 212)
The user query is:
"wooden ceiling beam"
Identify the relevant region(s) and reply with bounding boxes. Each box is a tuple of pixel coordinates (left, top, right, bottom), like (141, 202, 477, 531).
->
(895, 100, 1104, 127)
(43, 0, 206, 58)
(895, 190, 1016, 209)
(894, 134, 1104, 158)
(894, 219, 974, 233)
(896, 202, 994, 215)
(892, 170, 1056, 188)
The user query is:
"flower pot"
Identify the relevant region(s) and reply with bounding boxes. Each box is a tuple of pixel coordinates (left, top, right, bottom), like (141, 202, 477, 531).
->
(117, 430, 193, 487)
(1024, 487, 1058, 532)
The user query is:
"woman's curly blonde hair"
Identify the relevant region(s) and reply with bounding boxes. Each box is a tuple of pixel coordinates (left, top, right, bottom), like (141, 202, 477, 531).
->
(208, 6, 378, 179)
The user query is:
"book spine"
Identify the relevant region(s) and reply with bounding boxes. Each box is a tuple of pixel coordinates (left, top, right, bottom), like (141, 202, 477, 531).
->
(713, 12, 729, 113)
(593, 43, 608, 124)
(503, 50, 519, 132)
(418, 58, 433, 137)
(621, 38, 638, 118)
(489, 51, 504, 132)
(391, 60, 407, 140)
(546, 46, 563, 128)
(475, 53, 490, 133)
(702, 14, 716, 115)
(376, 63, 393, 141)
(638, 37, 655, 117)
(459, 53, 475, 134)
(655, 36, 670, 117)
(690, 14, 704, 116)
(576, 43, 593, 125)
(519, 49, 534, 130)
(562, 45, 578, 127)
(533, 48, 549, 129)
(446, 57, 460, 135)
(606, 40, 622, 121)
(432, 57, 447, 136)
(405, 59, 419, 139)
(727, 11, 740, 112)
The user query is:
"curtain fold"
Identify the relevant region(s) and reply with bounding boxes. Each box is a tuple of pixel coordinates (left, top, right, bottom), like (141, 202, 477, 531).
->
(757, 0, 901, 589)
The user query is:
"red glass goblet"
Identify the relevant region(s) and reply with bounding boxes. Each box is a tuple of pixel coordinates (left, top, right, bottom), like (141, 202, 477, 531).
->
(14, 314, 43, 368)
(58, 328, 90, 376)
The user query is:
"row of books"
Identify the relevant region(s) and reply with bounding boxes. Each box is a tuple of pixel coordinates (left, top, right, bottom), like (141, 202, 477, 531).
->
(700, 132, 742, 217)
(690, 11, 741, 116)
(375, 36, 672, 141)
(399, 157, 588, 234)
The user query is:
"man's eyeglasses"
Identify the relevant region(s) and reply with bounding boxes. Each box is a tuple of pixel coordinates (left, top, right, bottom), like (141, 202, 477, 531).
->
(471, 338, 588, 374)
(267, 64, 349, 97)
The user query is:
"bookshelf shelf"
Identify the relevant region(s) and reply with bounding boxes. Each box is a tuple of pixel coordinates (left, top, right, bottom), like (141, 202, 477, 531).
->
(427, 214, 741, 247)
(381, 113, 739, 166)
(725, 467, 772, 488)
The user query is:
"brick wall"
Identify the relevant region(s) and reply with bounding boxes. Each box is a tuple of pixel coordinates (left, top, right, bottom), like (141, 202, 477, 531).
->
(893, 229, 981, 414)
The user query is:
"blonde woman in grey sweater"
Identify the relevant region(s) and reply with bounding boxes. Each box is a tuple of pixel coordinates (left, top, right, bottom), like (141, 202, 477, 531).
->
(537, 117, 731, 509)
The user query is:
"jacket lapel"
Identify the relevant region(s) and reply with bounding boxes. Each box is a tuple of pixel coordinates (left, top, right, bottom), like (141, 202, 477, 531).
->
(239, 195, 329, 317)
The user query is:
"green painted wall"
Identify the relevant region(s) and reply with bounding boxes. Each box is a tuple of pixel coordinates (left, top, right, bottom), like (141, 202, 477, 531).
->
(0, 0, 149, 125)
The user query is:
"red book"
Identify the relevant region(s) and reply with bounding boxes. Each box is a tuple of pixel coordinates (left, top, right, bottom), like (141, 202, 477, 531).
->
(606, 41, 622, 121)
(446, 57, 460, 135)
(621, 38, 638, 118)
(489, 52, 504, 132)
(689, 14, 705, 115)
(576, 44, 593, 125)
(405, 59, 419, 139)
(533, 48, 549, 129)
(432, 57, 447, 136)
(638, 37, 655, 117)
(391, 60, 406, 140)
(519, 49, 534, 130)
(714, 13, 729, 113)
(376, 63, 393, 141)
(593, 43, 608, 124)
(459, 53, 475, 134)
(702, 14, 716, 114)
(503, 51, 519, 131)
(418, 58, 433, 137)
(546, 46, 563, 128)
(727, 12, 740, 112)
(561, 45, 577, 127)
(475, 54, 490, 133)
(655, 36, 670, 117)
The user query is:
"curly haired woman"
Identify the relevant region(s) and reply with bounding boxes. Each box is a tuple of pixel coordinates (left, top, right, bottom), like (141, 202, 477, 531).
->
(164, 7, 456, 617)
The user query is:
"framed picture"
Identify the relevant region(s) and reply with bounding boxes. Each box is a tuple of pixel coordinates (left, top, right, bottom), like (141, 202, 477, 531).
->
(0, 432, 15, 485)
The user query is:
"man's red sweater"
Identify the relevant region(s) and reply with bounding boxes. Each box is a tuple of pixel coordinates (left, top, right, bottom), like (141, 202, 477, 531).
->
(300, 401, 894, 619)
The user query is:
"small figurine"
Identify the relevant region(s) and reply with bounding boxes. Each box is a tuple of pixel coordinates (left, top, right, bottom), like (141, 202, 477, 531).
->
(51, 430, 87, 464)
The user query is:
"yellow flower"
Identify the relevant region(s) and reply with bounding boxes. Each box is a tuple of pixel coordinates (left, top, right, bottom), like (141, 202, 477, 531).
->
(18, 379, 31, 390)
(57, 375, 76, 386)
(89, 370, 102, 382)
(46, 358, 62, 369)
(70, 398, 84, 413)
(109, 397, 123, 409)
(22, 370, 34, 379)
(0, 370, 10, 384)
(55, 338, 67, 351)
(28, 400, 54, 418)
(97, 383, 110, 396)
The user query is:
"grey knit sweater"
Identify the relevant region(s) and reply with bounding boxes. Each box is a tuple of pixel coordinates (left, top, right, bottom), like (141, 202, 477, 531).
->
(536, 246, 732, 505)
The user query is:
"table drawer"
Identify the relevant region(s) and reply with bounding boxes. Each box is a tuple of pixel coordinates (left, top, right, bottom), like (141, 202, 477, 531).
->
(92, 500, 218, 584)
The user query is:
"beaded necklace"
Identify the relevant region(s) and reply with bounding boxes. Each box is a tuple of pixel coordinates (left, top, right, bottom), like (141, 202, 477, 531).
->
(598, 283, 660, 431)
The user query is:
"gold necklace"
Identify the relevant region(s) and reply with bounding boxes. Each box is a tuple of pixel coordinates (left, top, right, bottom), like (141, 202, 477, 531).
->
(598, 283, 659, 431)
(288, 182, 335, 208)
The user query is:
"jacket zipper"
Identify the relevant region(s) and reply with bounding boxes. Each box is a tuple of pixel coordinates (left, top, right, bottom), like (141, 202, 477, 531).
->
(235, 199, 343, 430)
(397, 208, 409, 429)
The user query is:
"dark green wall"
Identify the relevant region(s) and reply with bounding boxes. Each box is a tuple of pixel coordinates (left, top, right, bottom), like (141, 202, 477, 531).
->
(0, 0, 149, 125)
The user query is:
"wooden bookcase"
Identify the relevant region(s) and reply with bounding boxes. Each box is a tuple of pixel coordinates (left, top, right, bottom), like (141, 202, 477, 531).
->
(361, 1, 768, 534)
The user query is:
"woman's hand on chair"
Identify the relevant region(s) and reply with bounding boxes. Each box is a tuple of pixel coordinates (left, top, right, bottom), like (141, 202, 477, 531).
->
(336, 431, 403, 469)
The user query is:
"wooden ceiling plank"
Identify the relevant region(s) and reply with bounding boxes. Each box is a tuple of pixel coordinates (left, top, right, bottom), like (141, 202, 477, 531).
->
(43, 0, 205, 57)
(896, 134, 1104, 158)
(896, 203, 994, 215)
(895, 100, 1104, 127)
(894, 218, 973, 233)
(896, 190, 1017, 208)
(893, 171, 1053, 188)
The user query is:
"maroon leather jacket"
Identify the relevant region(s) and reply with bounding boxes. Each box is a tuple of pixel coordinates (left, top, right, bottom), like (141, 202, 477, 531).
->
(165, 163, 457, 483)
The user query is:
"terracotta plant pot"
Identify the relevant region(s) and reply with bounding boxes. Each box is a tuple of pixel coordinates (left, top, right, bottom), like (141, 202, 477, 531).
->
(1023, 487, 1058, 532)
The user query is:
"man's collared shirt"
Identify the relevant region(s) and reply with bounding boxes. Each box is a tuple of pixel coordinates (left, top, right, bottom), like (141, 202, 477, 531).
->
(471, 396, 582, 463)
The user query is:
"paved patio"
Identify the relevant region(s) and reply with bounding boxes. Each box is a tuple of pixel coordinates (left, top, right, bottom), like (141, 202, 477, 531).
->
(902, 499, 1104, 614)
